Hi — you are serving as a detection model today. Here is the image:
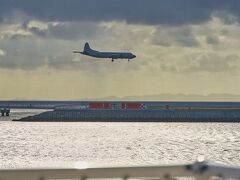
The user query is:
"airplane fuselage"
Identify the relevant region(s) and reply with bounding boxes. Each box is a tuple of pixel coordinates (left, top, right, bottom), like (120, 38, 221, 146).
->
(81, 50, 135, 60)
(74, 43, 136, 61)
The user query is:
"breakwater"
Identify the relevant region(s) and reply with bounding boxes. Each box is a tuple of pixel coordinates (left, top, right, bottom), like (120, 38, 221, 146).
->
(14, 109, 240, 122)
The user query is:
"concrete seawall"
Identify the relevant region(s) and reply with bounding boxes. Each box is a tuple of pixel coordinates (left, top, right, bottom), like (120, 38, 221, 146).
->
(14, 109, 240, 122)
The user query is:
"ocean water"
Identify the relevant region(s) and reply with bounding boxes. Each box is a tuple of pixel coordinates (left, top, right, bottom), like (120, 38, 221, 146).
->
(0, 109, 240, 168)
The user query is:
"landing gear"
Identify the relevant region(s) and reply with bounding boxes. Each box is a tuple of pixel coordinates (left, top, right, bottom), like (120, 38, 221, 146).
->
(112, 59, 114, 62)
(128, 59, 130, 62)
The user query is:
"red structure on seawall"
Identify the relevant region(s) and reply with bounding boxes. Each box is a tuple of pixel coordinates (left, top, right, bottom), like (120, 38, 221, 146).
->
(89, 102, 146, 110)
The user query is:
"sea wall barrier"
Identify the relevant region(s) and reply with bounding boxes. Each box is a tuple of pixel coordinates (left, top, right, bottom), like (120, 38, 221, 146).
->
(14, 109, 240, 122)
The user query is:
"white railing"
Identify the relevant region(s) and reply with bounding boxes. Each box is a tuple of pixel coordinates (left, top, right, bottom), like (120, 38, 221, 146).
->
(0, 160, 240, 180)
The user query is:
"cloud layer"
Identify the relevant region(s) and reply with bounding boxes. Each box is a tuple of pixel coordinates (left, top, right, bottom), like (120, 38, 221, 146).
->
(1, 16, 240, 73)
(1, 0, 240, 25)
(1, 1, 240, 99)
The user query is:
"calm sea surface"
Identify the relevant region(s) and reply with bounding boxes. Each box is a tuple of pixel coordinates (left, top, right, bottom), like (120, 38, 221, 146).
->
(0, 109, 240, 168)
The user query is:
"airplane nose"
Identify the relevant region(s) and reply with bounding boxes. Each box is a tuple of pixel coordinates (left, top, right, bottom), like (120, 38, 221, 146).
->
(133, 55, 136, 58)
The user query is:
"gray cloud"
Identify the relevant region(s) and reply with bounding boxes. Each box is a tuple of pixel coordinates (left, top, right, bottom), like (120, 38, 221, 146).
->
(185, 53, 239, 73)
(0, 33, 145, 73)
(206, 35, 220, 45)
(1, 1, 240, 73)
(1, 0, 240, 25)
(152, 53, 240, 74)
(21, 21, 99, 40)
(47, 22, 98, 40)
(0, 49, 6, 56)
(0, 37, 47, 70)
(173, 27, 200, 47)
(152, 26, 200, 47)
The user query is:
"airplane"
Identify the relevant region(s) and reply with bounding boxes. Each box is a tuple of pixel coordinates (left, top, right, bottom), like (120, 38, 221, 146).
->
(73, 43, 136, 62)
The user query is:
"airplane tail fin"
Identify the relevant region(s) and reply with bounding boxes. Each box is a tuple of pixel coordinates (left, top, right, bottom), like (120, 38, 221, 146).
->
(83, 42, 91, 53)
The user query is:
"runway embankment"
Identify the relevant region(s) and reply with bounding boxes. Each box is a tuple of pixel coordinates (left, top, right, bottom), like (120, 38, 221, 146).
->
(14, 109, 240, 122)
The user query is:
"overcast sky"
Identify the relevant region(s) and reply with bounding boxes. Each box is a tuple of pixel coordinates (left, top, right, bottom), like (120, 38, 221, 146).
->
(1, 0, 240, 100)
